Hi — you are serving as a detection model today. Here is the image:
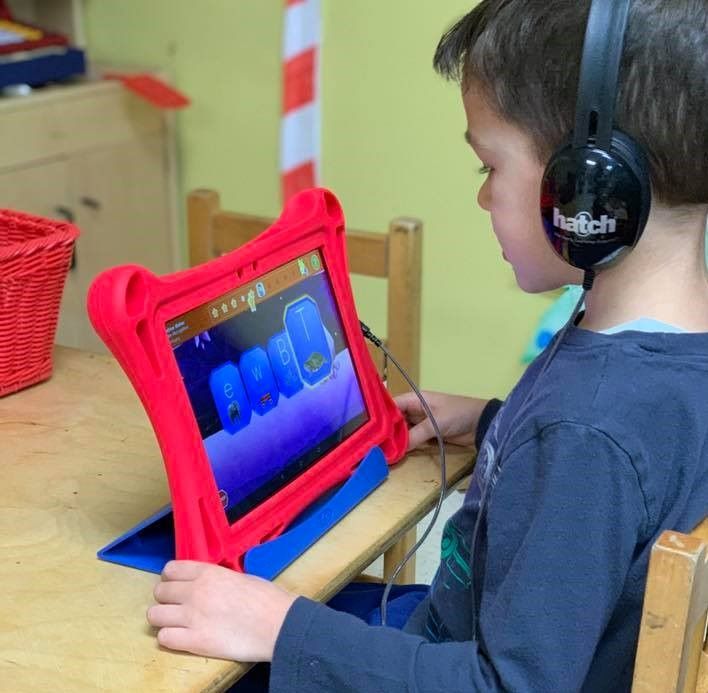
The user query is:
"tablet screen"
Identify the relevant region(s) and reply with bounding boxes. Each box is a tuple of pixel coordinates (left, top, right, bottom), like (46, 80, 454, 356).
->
(166, 251, 368, 523)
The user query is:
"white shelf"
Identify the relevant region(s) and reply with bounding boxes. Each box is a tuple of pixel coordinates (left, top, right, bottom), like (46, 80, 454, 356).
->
(5, 0, 85, 47)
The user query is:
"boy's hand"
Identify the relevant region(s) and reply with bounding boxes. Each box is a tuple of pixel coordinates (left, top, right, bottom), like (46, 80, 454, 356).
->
(394, 391, 490, 451)
(146, 560, 297, 662)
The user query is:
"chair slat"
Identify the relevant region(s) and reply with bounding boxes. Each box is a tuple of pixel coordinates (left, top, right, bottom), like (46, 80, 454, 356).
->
(633, 529, 708, 693)
(213, 214, 268, 256)
(345, 230, 387, 277)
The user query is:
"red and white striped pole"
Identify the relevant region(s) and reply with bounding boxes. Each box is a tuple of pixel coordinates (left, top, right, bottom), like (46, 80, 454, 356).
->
(281, 0, 321, 203)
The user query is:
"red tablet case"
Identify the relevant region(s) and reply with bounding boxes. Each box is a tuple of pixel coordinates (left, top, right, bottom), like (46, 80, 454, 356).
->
(87, 188, 408, 571)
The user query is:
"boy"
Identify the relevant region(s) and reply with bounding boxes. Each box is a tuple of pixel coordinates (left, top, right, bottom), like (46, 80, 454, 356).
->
(146, 1, 708, 690)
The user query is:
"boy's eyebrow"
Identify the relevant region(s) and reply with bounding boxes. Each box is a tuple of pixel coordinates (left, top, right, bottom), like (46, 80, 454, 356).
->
(464, 131, 474, 146)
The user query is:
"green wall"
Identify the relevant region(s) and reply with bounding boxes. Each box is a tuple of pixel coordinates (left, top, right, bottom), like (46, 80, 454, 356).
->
(83, 0, 554, 399)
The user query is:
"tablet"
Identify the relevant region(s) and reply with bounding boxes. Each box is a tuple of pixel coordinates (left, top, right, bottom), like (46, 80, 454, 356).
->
(88, 188, 408, 570)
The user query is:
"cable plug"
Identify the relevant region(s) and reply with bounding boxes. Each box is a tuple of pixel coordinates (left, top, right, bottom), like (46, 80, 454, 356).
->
(359, 320, 383, 347)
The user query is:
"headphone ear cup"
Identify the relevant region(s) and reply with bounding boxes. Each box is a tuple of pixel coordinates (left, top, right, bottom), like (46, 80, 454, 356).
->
(541, 132, 651, 271)
(608, 129, 652, 215)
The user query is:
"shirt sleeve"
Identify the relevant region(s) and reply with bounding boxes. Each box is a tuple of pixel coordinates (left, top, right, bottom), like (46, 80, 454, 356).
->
(269, 421, 648, 693)
(475, 398, 504, 450)
(270, 597, 504, 692)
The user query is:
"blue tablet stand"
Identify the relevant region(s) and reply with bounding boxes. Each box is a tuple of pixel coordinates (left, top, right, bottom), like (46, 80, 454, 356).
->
(97, 446, 389, 580)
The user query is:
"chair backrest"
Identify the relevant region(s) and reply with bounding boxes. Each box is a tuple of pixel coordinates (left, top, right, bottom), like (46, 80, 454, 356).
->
(186, 189, 422, 396)
(633, 518, 708, 693)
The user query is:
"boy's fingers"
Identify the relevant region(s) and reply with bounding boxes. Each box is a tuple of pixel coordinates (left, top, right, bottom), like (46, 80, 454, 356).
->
(154, 580, 191, 605)
(407, 419, 435, 450)
(147, 604, 188, 629)
(394, 392, 428, 425)
(393, 391, 417, 411)
(156, 626, 198, 654)
(162, 560, 207, 582)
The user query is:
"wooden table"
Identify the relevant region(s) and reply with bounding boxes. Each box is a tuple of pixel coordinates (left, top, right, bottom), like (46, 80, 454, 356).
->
(1, 347, 474, 692)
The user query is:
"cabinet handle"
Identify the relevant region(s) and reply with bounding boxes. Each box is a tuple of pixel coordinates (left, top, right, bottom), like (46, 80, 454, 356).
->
(53, 206, 77, 271)
(80, 196, 101, 210)
(54, 206, 75, 223)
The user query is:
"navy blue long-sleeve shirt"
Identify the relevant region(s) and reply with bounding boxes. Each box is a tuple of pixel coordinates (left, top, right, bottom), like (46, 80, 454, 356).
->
(270, 325, 708, 692)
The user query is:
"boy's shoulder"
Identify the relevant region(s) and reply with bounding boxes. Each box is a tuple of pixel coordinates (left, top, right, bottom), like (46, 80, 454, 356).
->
(500, 327, 708, 530)
(550, 327, 708, 409)
(491, 327, 708, 461)
(520, 327, 708, 442)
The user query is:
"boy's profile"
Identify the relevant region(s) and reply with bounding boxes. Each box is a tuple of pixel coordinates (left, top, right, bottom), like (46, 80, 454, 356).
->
(146, 1, 708, 690)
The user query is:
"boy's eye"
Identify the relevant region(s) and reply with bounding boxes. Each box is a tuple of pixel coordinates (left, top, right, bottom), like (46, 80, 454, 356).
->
(478, 165, 493, 175)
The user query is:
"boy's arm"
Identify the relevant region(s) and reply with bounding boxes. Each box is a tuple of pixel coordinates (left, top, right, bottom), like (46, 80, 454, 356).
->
(395, 392, 503, 450)
(270, 421, 648, 692)
(271, 597, 496, 691)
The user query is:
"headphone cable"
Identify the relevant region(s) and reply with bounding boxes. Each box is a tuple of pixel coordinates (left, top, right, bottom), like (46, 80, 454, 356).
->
(359, 269, 594, 632)
(360, 321, 448, 628)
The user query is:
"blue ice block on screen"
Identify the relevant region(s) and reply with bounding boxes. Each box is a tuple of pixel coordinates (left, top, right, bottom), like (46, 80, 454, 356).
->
(267, 332, 303, 397)
(285, 296, 332, 386)
(240, 347, 279, 415)
(209, 362, 252, 434)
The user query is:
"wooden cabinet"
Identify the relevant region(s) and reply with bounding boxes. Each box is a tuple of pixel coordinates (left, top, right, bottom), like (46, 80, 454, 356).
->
(0, 79, 180, 352)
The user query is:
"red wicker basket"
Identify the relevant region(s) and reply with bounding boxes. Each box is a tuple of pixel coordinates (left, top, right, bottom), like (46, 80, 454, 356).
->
(0, 210, 79, 397)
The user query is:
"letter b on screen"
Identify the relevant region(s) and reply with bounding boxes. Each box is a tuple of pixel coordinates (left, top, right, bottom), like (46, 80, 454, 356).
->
(267, 332, 303, 397)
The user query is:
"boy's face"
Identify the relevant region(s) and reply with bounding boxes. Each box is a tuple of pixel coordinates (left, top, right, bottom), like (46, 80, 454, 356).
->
(462, 85, 584, 292)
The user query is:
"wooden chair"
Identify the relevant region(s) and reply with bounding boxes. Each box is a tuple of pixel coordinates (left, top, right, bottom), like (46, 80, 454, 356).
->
(187, 188, 423, 583)
(633, 518, 708, 692)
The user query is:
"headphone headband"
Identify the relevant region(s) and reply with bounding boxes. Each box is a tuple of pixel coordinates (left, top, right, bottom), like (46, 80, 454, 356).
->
(541, 0, 651, 271)
(573, 0, 632, 150)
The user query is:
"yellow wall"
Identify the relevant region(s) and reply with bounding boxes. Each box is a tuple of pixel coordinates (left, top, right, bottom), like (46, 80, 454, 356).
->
(83, 0, 555, 399)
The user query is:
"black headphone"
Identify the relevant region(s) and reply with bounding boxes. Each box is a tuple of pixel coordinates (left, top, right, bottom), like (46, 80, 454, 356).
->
(541, 0, 652, 272)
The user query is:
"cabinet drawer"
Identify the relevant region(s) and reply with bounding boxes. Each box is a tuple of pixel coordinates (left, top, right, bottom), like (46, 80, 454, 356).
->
(0, 81, 165, 171)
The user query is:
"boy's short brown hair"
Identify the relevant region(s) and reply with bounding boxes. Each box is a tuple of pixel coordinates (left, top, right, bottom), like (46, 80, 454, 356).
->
(434, 0, 708, 207)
